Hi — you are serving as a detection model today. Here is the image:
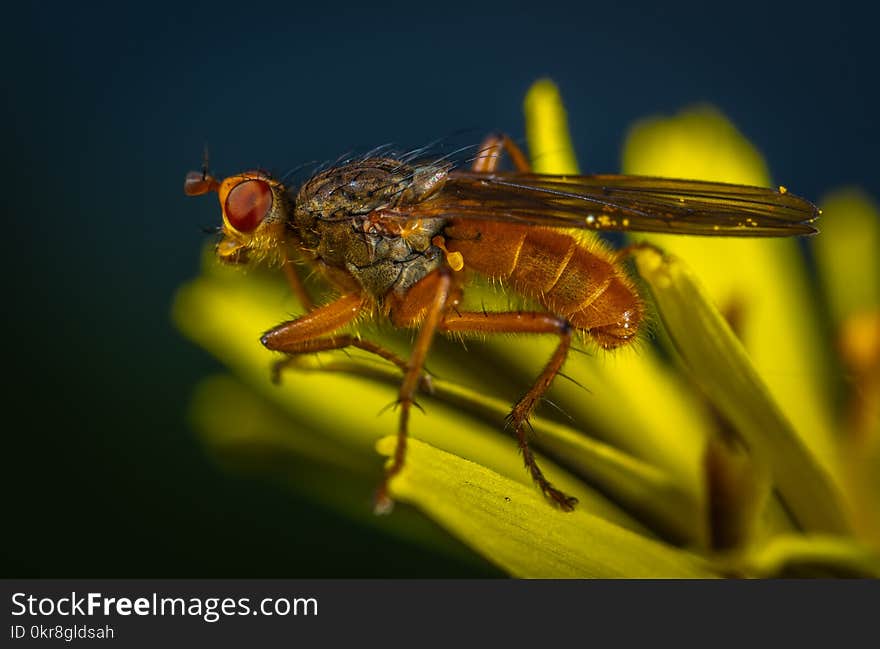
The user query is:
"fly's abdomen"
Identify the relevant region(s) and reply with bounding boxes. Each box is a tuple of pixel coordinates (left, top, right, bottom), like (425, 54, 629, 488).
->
(444, 220, 643, 348)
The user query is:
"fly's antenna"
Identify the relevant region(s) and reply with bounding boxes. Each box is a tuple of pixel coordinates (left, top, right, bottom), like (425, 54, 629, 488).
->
(201, 143, 211, 180)
(184, 144, 220, 196)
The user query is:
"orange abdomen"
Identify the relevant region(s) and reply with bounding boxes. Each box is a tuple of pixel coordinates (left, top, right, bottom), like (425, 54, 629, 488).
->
(444, 220, 643, 348)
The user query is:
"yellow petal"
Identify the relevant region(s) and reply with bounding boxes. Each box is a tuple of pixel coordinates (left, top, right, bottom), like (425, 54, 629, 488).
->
(623, 105, 769, 186)
(814, 189, 880, 546)
(524, 79, 580, 174)
(189, 374, 495, 570)
(813, 188, 879, 327)
(622, 106, 839, 482)
(419, 374, 699, 543)
(377, 436, 718, 578)
(741, 533, 880, 578)
(635, 247, 850, 534)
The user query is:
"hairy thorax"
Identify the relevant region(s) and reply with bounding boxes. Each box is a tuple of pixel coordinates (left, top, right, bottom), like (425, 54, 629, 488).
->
(291, 158, 449, 302)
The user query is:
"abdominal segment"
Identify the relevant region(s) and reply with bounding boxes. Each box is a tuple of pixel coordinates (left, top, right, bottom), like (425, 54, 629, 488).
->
(443, 220, 643, 348)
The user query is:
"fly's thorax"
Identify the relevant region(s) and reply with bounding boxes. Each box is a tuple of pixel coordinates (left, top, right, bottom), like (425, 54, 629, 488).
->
(351, 219, 448, 301)
(297, 209, 448, 301)
(292, 158, 447, 237)
(290, 158, 450, 300)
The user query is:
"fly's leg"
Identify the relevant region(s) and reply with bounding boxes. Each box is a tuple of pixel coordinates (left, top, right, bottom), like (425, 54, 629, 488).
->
(280, 245, 316, 311)
(376, 268, 453, 513)
(472, 133, 532, 173)
(268, 335, 432, 392)
(262, 292, 432, 389)
(611, 240, 666, 264)
(261, 293, 365, 352)
(441, 310, 577, 511)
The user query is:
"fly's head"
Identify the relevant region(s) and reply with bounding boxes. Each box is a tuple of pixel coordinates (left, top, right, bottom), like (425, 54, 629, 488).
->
(185, 169, 290, 265)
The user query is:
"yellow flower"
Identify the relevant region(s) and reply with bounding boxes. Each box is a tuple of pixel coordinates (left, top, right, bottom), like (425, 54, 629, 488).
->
(173, 79, 880, 577)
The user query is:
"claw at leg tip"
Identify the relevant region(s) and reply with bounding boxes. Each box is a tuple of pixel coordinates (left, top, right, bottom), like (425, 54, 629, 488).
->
(373, 491, 395, 515)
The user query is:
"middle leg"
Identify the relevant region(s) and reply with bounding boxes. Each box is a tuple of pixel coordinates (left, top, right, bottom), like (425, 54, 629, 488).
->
(375, 268, 453, 513)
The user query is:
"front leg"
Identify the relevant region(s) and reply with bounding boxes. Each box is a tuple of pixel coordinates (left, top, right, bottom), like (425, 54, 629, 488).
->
(261, 293, 365, 350)
(262, 292, 432, 390)
(268, 334, 433, 393)
(280, 244, 315, 312)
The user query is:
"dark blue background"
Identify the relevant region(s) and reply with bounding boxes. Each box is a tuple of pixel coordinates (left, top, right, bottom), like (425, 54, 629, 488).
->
(3, 0, 877, 575)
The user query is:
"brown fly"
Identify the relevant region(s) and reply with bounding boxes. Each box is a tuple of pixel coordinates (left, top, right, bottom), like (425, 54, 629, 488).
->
(184, 134, 818, 512)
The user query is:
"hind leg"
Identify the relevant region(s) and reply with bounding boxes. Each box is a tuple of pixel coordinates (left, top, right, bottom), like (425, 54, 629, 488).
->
(441, 310, 578, 511)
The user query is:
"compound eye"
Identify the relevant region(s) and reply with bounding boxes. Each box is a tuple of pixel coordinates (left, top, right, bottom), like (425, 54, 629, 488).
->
(224, 179, 273, 232)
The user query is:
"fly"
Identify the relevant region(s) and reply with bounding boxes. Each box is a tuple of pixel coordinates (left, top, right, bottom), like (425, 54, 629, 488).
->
(184, 133, 818, 512)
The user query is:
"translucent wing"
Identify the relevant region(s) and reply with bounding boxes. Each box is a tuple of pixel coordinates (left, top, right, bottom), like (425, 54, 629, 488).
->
(404, 172, 819, 236)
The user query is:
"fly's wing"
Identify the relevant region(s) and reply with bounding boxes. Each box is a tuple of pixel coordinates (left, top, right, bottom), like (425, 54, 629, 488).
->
(403, 172, 819, 236)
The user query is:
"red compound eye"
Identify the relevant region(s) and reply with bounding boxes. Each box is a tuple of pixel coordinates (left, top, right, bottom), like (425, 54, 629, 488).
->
(224, 179, 272, 232)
